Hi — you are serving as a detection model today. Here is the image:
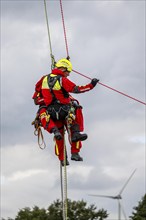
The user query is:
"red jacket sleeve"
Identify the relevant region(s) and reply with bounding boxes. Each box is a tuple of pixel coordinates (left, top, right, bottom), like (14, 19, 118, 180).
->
(62, 77, 94, 93)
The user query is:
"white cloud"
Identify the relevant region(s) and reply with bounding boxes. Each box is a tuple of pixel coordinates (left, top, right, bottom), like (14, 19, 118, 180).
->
(7, 169, 48, 181)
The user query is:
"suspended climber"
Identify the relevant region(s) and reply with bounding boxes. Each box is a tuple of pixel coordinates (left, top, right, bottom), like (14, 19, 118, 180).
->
(32, 58, 99, 166)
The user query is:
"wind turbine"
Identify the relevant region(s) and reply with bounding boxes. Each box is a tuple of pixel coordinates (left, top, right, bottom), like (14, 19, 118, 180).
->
(88, 169, 136, 220)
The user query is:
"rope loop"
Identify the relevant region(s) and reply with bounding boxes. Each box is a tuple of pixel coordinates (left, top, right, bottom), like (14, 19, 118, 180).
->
(32, 118, 46, 150)
(34, 126, 46, 150)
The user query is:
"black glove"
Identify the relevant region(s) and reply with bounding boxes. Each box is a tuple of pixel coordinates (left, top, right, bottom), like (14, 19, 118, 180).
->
(91, 78, 99, 87)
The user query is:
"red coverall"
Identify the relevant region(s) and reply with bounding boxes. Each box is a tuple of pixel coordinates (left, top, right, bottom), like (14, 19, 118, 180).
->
(32, 68, 94, 161)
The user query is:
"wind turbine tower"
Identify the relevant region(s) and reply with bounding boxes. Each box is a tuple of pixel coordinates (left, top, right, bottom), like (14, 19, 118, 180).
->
(88, 169, 136, 220)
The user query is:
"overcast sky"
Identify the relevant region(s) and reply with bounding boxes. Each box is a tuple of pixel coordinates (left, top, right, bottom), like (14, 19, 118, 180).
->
(1, 0, 145, 219)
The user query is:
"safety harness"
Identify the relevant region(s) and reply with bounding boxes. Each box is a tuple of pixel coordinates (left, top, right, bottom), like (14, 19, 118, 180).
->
(32, 73, 77, 148)
(46, 74, 71, 120)
(48, 74, 69, 99)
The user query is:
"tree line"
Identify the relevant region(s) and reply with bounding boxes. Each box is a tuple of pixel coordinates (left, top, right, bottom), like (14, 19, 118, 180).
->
(2, 194, 146, 220)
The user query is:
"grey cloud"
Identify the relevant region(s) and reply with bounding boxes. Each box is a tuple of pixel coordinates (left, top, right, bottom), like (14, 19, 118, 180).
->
(1, 0, 145, 219)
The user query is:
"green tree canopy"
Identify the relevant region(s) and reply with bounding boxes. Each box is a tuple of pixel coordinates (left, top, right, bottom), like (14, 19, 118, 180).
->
(15, 206, 49, 220)
(4, 199, 108, 220)
(47, 199, 108, 220)
(130, 194, 146, 220)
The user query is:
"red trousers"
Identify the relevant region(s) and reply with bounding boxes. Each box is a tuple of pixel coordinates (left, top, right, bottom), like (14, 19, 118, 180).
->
(54, 120, 82, 161)
(39, 107, 84, 161)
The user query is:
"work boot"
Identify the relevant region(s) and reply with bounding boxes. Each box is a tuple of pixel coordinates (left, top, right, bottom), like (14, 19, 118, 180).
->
(71, 132, 87, 142)
(71, 153, 83, 161)
(71, 124, 88, 142)
(51, 127, 62, 140)
(61, 159, 70, 166)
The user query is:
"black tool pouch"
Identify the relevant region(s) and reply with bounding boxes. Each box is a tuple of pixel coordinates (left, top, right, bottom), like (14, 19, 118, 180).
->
(47, 103, 70, 121)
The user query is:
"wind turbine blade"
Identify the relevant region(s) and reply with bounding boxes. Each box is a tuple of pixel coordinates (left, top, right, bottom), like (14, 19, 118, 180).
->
(119, 168, 137, 195)
(88, 194, 116, 199)
(119, 200, 127, 220)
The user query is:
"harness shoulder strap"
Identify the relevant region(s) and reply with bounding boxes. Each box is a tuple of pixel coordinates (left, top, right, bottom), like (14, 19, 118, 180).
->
(47, 74, 61, 102)
(47, 74, 61, 89)
(47, 74, 69, 101)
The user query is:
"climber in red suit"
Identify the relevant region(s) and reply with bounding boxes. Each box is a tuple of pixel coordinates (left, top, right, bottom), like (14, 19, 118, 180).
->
(32, 58, 99, 166)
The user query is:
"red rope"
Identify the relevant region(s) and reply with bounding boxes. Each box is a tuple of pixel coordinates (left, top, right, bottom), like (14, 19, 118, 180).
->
(73, 69, 92, 80)
(59, 0, 69, 58)
(73, 69, 146, 106)
(59, 2, 145, 106)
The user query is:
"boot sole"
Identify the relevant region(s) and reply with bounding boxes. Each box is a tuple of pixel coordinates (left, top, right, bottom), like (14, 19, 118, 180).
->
(71, 157, 83, 161)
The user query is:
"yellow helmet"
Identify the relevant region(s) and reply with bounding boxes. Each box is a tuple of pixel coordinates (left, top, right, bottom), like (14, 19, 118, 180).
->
(55, 58, 72, 72)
